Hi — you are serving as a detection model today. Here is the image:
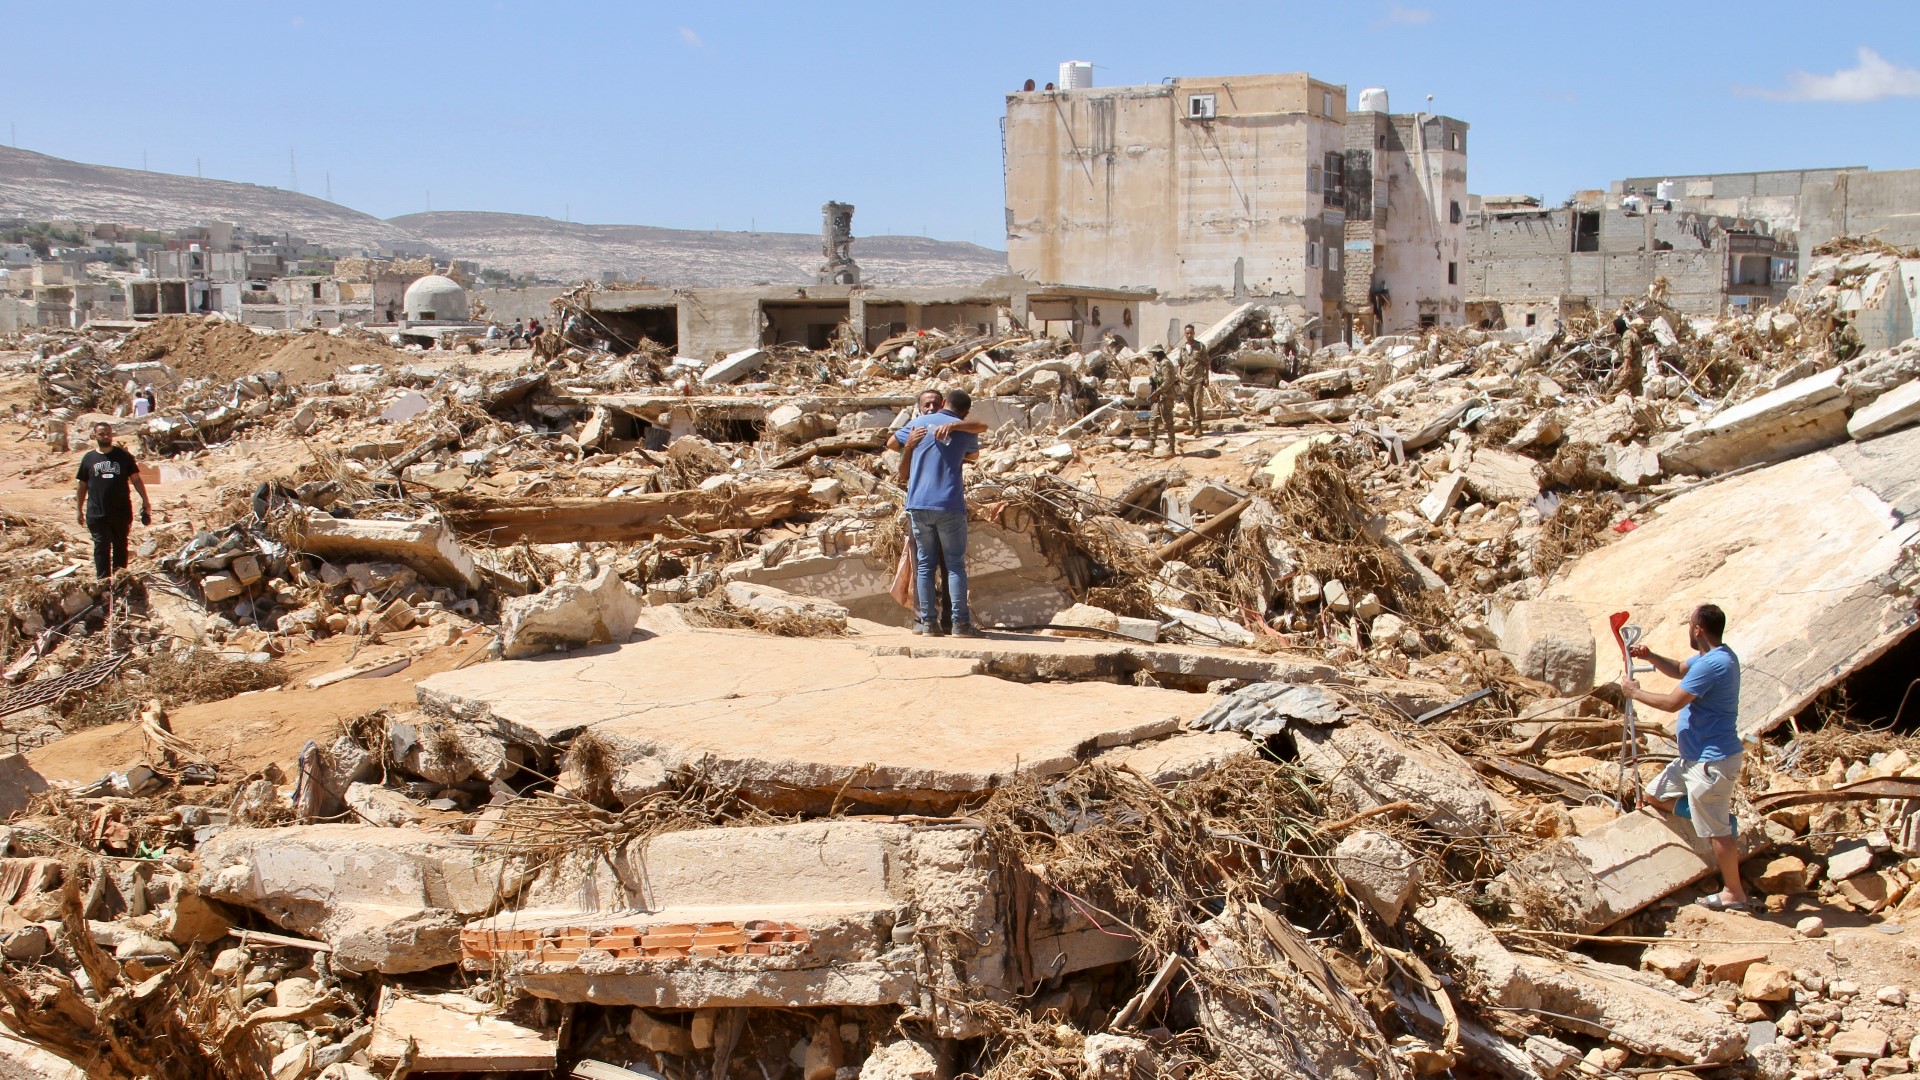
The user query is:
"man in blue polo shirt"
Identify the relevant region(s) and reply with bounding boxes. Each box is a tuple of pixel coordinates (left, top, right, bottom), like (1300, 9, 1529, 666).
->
(1622, 603, 1748, 911)
(895, 389, 983, 637)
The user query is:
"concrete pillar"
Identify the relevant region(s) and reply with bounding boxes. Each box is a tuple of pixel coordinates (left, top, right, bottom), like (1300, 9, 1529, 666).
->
(847, 293, 866, 347)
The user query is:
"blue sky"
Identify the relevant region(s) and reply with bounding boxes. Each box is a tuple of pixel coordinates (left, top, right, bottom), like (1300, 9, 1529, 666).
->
(6, 2, 1919, 248)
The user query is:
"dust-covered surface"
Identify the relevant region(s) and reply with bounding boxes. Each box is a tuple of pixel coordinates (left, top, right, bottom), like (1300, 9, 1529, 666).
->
(0, 250, 1913, 1079)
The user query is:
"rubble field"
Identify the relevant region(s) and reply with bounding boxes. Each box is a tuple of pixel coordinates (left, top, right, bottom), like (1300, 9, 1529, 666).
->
(0, 247, 1916, 1080)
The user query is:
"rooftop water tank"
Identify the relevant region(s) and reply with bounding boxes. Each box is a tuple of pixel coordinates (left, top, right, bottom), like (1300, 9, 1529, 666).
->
(1358, 87, 1390, 113)
(1656, 179, 1676, 201)
(1059, 61, 1093, 90)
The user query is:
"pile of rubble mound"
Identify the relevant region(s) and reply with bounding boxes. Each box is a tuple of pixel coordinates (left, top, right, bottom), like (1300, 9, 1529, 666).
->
(0, 245, 1914, 1080)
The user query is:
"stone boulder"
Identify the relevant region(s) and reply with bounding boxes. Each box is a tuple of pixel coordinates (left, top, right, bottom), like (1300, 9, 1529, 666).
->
(1463, 448, 1542, 505)
(1493, 600, 1597, 694)
(499, 567, 642, 659)
(197, 825, 525, 974)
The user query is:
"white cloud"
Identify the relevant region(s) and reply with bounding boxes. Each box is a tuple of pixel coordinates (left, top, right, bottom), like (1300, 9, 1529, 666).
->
(1373, 4, 1432, 28)
(1749, 47, 1920, 102)
(678, 26, 704, 49)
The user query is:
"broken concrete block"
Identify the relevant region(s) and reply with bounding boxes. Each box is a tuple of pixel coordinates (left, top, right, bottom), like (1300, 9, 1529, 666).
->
(1463, 448, 1541, 505)
(230, 554, 264, 585)
(1292, 721, 1498, 838)
(1415, 896, 1532, 1006)
(629, 1011, 695, 1056)
(201, 572, 244, 602)
(344, 783, 425, 828)
(808, 477, 845, 506)
(1082, 1034, 1155, 1080)
(1827, 839, 1875, 881)
(1493, 600, 1596, 694)
(859, 1039, 940, 1080)
(1491, 807, 1721, 933)
(701, 348, 770, 385)
(1044, 603, 1120, 638)
(723, 580, 850, 633)
(1829, 1026, 1891, 1060)
(1660, 367, 1852, 475)
(1848, 378, 1920, 441)
(1700, 946, 1767, 984)
(499, 567, 642, 659)
(1321, 579, 1351, 612)
(1741, 962, 1794, 1002)
(1639, 944, 1698, 983)
(302, 516, 481, 591)
(1602, 441, 1663, 487)
(1418, 472, 1468, 523)
(0, 754, 49, 820)
(1332, 829, 1421, 923)
(1188, 483, 1243, 517)
(198, 825, 526, 974)
(1516, 953, 1746, 1063)
(368, 988, 557, 1073)
(1752, 854, 1810, 894)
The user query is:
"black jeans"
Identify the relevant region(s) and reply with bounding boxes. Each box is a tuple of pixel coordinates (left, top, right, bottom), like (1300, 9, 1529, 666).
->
(88, 514, 130, 579)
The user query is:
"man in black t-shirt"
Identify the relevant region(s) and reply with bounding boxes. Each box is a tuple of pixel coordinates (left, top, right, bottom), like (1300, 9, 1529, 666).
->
(74, 422, 151, 579)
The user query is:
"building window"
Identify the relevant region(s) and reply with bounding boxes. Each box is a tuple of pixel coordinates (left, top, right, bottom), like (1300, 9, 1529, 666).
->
(1187, 93, 1216, 120)
(1322, 90, 1333, 115)
(1329, 246, 1342, 271)
(1307, 166, 1321, 194)
(1449, 200, 1462, 224)
(1377, 133, 1386, 149)
(1306, 242, 1319, 268)
(1525, 313, 1538, 327)
(1419, 314, 1438, 329)
(1572, 211, 1601, 253)
(1449, 132, 1461, 152)
(1447, 261, 1458, 285)
(1323, 151, 1345, 207)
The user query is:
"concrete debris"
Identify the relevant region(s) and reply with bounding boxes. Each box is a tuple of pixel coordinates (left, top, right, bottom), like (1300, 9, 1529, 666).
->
(498, 565, 642, 658)
(2, 221, 1919, 1080)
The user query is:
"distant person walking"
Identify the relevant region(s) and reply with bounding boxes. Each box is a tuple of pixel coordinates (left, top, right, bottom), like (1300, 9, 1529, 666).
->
(75, 422, 151, 580)
(1146, 346, 1179, 457)
(1177, 323, 1210, 434)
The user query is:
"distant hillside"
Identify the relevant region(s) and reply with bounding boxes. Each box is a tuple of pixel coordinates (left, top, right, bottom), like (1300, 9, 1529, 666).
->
(390, 211, 1008, 287)
(0, 145, 410, 249)
(0, 145, 1008, 285)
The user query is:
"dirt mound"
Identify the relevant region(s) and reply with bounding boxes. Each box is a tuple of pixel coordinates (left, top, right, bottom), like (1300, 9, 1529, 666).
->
(110, 318, 411, 387)
(111, 316, 279, 382)
(263, 332, 411, 386)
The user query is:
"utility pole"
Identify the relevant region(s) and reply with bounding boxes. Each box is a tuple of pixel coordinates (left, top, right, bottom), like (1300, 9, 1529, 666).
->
(289, 148, 299, 192)
(142, 150, 148, 171)
(325, 172, 332, 202)
(196, 157, 202, 178)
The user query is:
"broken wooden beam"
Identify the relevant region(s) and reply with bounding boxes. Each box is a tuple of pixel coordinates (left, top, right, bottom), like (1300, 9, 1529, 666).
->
(1155, 497, 1250, 563)
(445, 479, 816, 545)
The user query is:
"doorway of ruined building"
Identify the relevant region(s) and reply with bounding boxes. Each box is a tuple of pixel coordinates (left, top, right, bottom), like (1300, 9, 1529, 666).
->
(762, 301, 851, 350)
(587, 305, 679, 353)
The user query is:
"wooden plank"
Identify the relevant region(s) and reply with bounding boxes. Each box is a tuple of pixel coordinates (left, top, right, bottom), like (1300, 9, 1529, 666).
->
(445, 479, 816, 545)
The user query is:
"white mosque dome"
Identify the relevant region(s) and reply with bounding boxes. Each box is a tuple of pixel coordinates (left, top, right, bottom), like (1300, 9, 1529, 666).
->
(402, 274, 468, 322)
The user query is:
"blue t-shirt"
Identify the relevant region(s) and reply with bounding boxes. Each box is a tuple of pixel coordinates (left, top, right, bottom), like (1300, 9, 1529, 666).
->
(896, 411, 978, 513)
(1676, 645, 1742, 762)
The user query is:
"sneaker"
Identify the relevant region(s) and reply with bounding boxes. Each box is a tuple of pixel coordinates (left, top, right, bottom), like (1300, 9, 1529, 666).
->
(951, 623, 985, 638)
(912, 622, 937, 636)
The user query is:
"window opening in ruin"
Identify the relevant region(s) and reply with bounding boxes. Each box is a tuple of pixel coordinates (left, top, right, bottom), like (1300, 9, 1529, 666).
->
(1448, 262, 1458, 285)
(1450, 200, 1462, 223)
(1572, 211, 1601, 253)
(1306, 243, 1319, 269)
(1525, 313, 1537, 327)
(1419, 314, 1438, 328)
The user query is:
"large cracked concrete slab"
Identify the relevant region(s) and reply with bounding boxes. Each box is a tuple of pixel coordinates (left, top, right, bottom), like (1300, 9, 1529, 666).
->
(417, 628, 1212, 812)
(1549, 424, 1920, 737)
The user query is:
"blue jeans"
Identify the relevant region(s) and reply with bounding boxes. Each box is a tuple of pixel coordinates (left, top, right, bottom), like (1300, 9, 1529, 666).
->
(908, 509, 970, 628)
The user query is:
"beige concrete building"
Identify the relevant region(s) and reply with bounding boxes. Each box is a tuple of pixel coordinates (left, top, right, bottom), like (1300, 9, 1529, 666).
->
(1341, 91, 1469, 336)
(1003, 71, 1348, 348)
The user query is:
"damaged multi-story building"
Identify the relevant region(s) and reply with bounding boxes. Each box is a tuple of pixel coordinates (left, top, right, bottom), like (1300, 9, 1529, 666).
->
(1001, 70, 1473, 347)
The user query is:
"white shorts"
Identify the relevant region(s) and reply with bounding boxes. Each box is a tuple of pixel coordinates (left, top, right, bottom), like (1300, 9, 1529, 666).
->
(1647, 755, 1742, 839)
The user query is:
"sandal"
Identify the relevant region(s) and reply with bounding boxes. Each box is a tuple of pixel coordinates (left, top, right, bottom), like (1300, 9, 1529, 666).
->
(1695, 893, 1753, 913)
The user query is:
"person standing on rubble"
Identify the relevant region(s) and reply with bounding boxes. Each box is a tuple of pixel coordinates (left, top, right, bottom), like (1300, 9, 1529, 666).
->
(896, 390, 983, 638)
(1147, 346, 1180, 457)
(1621, 603, 1750, 912)
(1177, 324, 1210, 435)
(74, 421, 151, 580)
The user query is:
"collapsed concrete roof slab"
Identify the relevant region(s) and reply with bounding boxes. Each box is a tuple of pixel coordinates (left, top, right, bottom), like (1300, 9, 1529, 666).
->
(859, 623, 1336, 686)
(1549, 424, 1920, 737)
(298, 516, 481, 591)
(417, 629, 1209, 812)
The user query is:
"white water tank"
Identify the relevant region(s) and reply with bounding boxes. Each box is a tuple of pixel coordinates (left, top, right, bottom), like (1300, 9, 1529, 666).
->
(1656, 179, 1676, 201)
(1358, 87, 1390, 113)
(1059, 60, 1093, 90)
